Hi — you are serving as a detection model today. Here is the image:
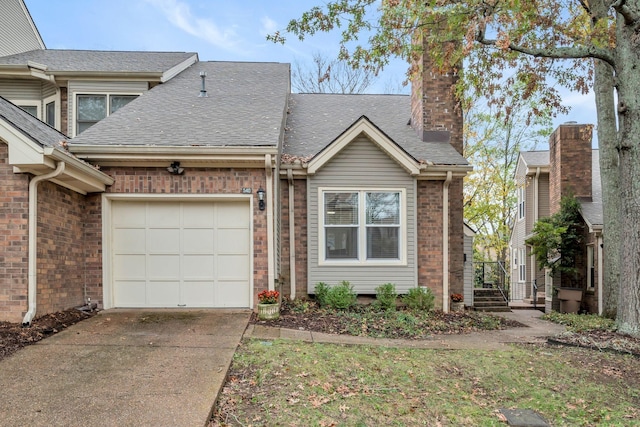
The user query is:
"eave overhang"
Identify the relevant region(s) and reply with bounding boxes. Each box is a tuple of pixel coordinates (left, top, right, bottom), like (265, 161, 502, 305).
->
(68, 144, 279, 168)
(0, 119, 113, 194)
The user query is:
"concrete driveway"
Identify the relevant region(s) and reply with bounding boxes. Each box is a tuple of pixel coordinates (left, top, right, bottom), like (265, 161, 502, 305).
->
(0, 309, 251, 427)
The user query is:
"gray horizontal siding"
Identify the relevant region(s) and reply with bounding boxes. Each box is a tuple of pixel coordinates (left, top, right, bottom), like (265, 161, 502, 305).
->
(0, 0, 43, 56)
(0, 80, 42, 101)
(308, 135, 416, 294)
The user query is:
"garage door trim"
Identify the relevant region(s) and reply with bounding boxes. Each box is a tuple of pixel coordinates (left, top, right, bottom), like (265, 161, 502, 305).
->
(102, 193, 254, 309)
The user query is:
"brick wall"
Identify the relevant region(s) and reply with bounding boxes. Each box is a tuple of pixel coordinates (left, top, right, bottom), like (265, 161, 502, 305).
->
(448, 177, 465, 296)
(84, 167, 270, 307)
(279, 177, 308, 299)
(60, 87, 68, 136)
(0, 143, 29, 322)
(36, 181, 87, 315)
(416, 180, 445, 306)
(410, 39, 463, 155)
(549, 124, 593, 214)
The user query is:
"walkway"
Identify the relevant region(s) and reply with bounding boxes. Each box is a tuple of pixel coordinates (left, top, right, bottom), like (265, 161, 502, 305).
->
(245, 309, 566, 350)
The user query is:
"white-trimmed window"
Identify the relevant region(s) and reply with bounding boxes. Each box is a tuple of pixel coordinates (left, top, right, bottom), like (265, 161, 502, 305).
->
(321, 189, 404, 264)
(76, 94, 137, 134)
(16, 100, 41, 119)
(518, 248, 526, 282)
(587, 245, 595, 290)
(518, 185, 526, 220)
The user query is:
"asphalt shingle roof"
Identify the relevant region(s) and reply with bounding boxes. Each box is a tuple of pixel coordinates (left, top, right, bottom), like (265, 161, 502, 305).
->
(284, 93, 468, 165)
(0, 95, 67, 148)
(0, 49, 196, 74)
(521, 150, 550, 166)
(71, 61, 290, 147)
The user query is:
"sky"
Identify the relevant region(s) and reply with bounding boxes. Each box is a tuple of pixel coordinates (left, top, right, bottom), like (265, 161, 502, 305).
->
(25, 0, 597, 148)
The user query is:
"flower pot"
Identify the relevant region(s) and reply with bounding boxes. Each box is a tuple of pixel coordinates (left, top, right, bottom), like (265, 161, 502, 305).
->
(451, 301, 465, 312)
(257, 303, 280, 320)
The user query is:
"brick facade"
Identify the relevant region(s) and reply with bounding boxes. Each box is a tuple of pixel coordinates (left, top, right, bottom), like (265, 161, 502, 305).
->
(36, 181, 87, 316)
(278, 178, 308, 299)
(549, 124, 593, 214)
(0, 143, 29, 322)
(83, 166, 270, 308)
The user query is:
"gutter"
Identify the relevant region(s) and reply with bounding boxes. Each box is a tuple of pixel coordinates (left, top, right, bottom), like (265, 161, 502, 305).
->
(287, 169, 296, 299)
(442, 171, 452, 312)
(23, 161, 66, 326)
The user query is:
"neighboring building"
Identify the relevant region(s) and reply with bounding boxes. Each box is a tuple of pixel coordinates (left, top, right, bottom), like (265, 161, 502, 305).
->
(0, 1, 471, 323)
(509, 123, 603, 313)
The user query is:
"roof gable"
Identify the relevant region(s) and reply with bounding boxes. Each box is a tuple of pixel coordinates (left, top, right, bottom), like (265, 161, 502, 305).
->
(307, 116, 420, 176)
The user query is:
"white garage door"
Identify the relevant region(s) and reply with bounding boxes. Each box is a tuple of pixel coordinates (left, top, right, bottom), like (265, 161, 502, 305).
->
(111, 200, 251, 308)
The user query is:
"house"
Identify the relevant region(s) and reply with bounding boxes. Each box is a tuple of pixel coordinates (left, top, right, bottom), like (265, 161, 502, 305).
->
(0, 0, 471, 324)
(509, 123, 603, 314)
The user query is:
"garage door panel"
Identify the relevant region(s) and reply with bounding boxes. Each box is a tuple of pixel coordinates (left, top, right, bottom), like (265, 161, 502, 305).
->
(218, 281, 250, 307)
(113, 203, 146, 226)
(217, 229, 250, 253)
(182, 255, 214, 279)
(114, 281, 146, 307)
(218, 203, 249, 227)
(114, 254, 146, 278)
(113, 228, 146, 253)
(147, 281, 180, 306)
(111, 200, 251, 309)
(217, 255, 250, 279)
(147, 228, 180, 253)
(182, 281, 215, 306)
(183, 229, 214, 253)
(147, 203, 181, 227)
(148, 254, 180, 279)
(182, 204, 215, 226)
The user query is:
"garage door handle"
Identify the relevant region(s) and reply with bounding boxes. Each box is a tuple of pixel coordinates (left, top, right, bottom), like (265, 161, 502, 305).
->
(177, 304, 186, 307)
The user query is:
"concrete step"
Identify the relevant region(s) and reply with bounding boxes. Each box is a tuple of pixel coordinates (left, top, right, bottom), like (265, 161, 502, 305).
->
(474, 306, 512, 312)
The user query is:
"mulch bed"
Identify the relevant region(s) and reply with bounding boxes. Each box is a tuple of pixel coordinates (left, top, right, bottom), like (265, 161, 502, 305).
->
(548, 330, 640, 357)
(0, 309, 96, 362)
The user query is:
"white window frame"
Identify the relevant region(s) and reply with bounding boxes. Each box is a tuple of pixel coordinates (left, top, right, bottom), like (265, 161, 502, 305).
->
(318, 187, 407, 266)
(587, 245, 595, 290)
(15, 100, 41, 119)
(517, 184, 526, 220)
(73, 91, 140, 136)
(518, 248, 526, 282)
(43, 94, 58, 129)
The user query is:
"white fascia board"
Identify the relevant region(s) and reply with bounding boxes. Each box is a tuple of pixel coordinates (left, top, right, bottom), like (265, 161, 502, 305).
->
(0, 119, 45, 165)
(69, 145, 279, 167)
(161, 54, 199, 82)
(416, 164, 473, 180)
(307, 117, 420, 176)
(47, 147, 114, 187)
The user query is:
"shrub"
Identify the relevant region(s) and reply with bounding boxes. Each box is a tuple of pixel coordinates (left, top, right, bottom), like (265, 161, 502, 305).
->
(403, 287, 435, 311)
(374, 283, 397, 311)
(314, 282, 330, 307)
(326, 281, 357, 310)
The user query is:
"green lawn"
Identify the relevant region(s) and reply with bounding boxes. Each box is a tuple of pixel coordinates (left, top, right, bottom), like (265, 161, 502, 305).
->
(212, 340, 640, 426)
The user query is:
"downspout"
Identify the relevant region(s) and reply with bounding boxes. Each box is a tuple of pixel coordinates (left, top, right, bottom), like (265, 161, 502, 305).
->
(23, 161, 66, 326)
(531, 167, 540, 299)
(442, 171, 452, 312)
(597, 234, 603, 315)
(287, 169, 296, 299)
(265, 155, 275, 291)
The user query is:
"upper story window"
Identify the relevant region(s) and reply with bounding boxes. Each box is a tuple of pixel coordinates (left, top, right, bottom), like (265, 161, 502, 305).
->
(76, 94, 137, 134)
(321, 189, 404, 264)
(45, 101, 55, 127)
(518, 185, 526, 220)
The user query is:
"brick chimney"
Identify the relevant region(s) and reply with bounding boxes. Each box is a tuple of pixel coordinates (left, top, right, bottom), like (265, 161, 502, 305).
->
(548, 123, 593, 214)
(410, 34, 463, 155)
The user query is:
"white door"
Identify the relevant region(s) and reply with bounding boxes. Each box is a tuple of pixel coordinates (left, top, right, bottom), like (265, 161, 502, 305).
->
(111, 200, 251, 308)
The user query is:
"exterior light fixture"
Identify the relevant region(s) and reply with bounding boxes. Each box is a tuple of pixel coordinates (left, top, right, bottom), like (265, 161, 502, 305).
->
(167, 161, 184, 175)
(198, 71, 208, 97)
(257, 187, 266, 211)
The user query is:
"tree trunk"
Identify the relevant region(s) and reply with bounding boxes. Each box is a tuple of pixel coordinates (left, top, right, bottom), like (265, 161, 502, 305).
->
(613, 13, 640, 336)
(593, 59, 619, 318)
